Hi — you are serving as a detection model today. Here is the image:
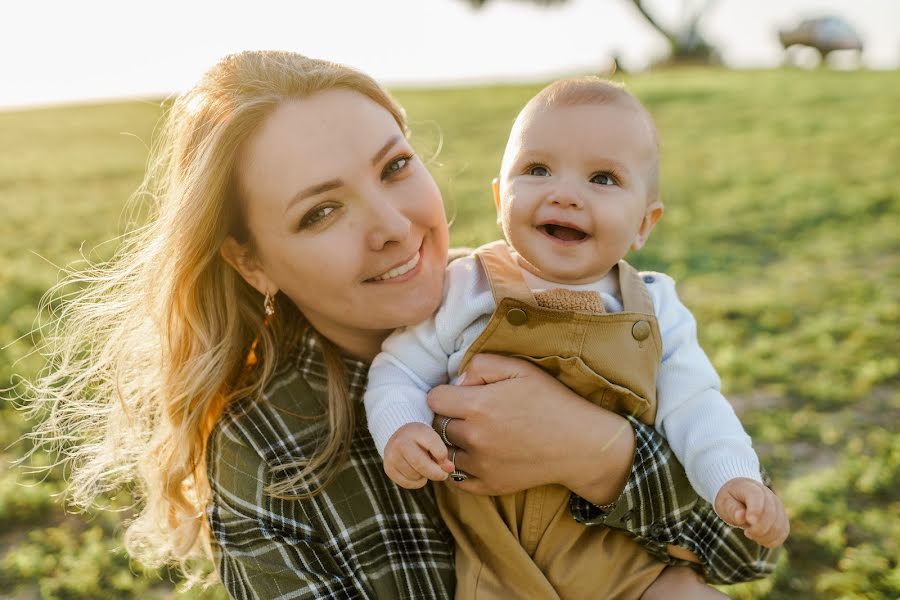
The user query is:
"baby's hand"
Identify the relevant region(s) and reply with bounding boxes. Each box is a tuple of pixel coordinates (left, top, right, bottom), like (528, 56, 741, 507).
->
(715, 477, 790, 548)
(383, 423, 455, 489)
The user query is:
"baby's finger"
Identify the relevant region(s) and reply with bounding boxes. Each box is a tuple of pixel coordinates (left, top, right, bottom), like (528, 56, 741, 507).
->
(404, 445, 450, 482)
(716, 493, 747, 527)
(746, 492, 779, 546)
(384, 459, 427, 489)
(746, 523, 779, 548)
(756, 496, 790, 547)
(745, 491, 772, 535)
(772, 505, 790, 546)
(743, 484, 766, 527)
(396, 451, 429, 480)
(421, 430, 455, 473)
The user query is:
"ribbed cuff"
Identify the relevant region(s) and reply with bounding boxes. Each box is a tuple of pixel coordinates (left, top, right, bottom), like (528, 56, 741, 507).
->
(694, 455, 762, 507)
(367, 402, 435, 457)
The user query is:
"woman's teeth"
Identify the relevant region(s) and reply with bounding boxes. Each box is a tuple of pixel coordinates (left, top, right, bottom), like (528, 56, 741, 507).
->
(372, 251, 420, 281)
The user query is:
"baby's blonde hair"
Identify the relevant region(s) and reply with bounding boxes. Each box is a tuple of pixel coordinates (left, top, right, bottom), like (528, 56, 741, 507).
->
(517, 76, 660, 203)
(23, 50, 407, 583)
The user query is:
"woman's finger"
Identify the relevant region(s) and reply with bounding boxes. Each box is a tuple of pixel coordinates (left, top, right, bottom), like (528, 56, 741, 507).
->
(428, 354, 539, 418)
(428, 385, 480, 420)
(456, 353, 532, 386)
(430, 414, 468, 451)
(432, 355, 637, 498)
(444, 447, 488, 494)
(448, 446, 482, 478)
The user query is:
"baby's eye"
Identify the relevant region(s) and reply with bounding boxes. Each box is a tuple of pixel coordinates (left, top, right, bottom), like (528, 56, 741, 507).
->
(590, 172, 616, 186)
(526, 164, 550, 177)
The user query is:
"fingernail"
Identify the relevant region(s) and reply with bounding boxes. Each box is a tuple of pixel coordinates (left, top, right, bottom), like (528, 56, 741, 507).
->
(456, 373, 467, 385)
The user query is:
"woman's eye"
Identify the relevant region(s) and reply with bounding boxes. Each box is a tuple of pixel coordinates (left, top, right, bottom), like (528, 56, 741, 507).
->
(590, 173, 616, 186)
(383, 154, 413, 178)
(300, 205, 336, 228)
(527, 165, 550, 177)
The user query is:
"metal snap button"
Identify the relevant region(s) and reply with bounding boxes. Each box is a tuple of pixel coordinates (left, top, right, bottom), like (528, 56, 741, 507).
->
(642, 274, 655, 284)
(632, 320, 651, 341)
(506, 308, 528, 326)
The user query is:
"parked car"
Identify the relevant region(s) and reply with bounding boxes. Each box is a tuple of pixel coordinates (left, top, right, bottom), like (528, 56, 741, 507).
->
(779, 16, 863, 57)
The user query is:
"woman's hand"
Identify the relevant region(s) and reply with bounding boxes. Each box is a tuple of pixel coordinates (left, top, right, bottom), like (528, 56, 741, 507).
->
(428, 353, 636, 503)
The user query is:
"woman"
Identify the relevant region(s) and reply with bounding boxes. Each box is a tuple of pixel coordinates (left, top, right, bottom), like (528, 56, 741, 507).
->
(29, 51, 777, 598)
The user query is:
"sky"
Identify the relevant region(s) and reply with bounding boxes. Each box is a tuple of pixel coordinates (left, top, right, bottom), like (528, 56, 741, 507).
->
(2, 0, 898, 110)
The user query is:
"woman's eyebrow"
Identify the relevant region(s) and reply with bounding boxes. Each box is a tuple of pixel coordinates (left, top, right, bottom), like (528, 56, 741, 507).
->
(286, 178, 344, 214)
(285, 135, 404, 214)
(371, 134, 403, 166)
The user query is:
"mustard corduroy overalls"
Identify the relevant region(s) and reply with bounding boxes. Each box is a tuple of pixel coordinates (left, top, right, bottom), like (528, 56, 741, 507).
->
(436, 241, 667, 600)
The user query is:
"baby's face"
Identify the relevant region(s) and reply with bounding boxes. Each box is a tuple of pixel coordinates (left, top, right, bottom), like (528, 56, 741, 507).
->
(496, 101, 661, 284)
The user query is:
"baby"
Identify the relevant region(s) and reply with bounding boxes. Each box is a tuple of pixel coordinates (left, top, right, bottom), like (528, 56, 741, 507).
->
(365, 77, 788, 599)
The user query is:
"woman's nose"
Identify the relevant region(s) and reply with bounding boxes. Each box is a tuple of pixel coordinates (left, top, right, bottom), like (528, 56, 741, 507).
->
(365, 192, 412, 251)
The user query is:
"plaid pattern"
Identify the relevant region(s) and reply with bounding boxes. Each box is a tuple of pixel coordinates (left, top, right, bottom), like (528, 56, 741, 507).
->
(207, 332, 455, 600)
(208, 329, 778, 599)
(570, 418, 781, 584)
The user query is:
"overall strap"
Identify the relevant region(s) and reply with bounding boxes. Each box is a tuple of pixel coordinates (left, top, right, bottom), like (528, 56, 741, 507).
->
(473, 240, 536, 305)
(617, 260, 656, 315)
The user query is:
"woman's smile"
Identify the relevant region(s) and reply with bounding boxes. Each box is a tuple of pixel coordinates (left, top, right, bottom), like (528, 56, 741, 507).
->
(366, 244, 423, 282)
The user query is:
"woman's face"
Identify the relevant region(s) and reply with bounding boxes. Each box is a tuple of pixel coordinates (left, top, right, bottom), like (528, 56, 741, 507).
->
(233, 89, 449, 359)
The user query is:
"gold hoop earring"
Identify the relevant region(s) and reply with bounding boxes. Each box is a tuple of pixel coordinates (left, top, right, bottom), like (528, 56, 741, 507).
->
(245, 291, 276, 368)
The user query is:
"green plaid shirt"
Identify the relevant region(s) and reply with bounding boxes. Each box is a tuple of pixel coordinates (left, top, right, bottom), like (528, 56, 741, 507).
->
(207, 330, 778, 599)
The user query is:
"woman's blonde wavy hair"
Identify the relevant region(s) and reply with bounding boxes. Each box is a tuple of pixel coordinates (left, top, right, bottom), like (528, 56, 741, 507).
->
(24, 50, 409, 582)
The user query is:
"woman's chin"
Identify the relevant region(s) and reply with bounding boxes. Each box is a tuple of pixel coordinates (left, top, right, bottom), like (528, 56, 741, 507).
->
(393, 292, 443, 328)
(399, 281, 446, 328)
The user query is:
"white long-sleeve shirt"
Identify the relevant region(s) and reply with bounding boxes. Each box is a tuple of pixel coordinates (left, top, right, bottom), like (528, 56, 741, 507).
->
(364, 254, 761, 504)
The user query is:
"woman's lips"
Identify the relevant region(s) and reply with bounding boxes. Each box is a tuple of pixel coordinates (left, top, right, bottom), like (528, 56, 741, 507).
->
(366, 245, 423, 283)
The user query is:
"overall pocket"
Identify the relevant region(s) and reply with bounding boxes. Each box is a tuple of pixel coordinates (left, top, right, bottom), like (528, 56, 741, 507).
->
(518, 354, 651, 421)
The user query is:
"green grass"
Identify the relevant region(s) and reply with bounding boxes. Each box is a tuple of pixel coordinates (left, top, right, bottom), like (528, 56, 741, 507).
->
(2, 68, 898, 598)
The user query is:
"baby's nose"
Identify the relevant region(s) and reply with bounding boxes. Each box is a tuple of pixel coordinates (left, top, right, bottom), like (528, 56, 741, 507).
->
(547, 185, 583, 208)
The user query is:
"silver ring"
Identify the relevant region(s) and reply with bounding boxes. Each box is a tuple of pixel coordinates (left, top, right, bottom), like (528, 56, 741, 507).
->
(451, 470, 468, 482)
(449, 447, 468, 482)
(439, 416, 454, 447)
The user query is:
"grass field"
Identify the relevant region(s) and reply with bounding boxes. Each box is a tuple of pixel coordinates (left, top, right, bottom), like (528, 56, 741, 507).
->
(1, 68, 898, 599)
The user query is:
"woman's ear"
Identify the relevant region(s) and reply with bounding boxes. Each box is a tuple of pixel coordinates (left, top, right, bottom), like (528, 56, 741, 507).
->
(630, 201, 664, 251)
(220, 236, 277, 296)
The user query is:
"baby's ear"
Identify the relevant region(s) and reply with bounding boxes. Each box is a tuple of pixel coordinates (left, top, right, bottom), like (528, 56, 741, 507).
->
(631, 200, 664, 251)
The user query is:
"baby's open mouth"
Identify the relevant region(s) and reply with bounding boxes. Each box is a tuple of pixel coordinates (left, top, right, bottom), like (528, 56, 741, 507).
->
(539, 223, 589, 242)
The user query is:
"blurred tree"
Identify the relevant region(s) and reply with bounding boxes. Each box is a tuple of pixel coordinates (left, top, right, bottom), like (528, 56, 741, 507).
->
(463, 0, 720, 64)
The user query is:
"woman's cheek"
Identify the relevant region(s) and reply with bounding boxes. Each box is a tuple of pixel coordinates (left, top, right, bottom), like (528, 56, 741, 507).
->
(295, 234, 357, 293)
